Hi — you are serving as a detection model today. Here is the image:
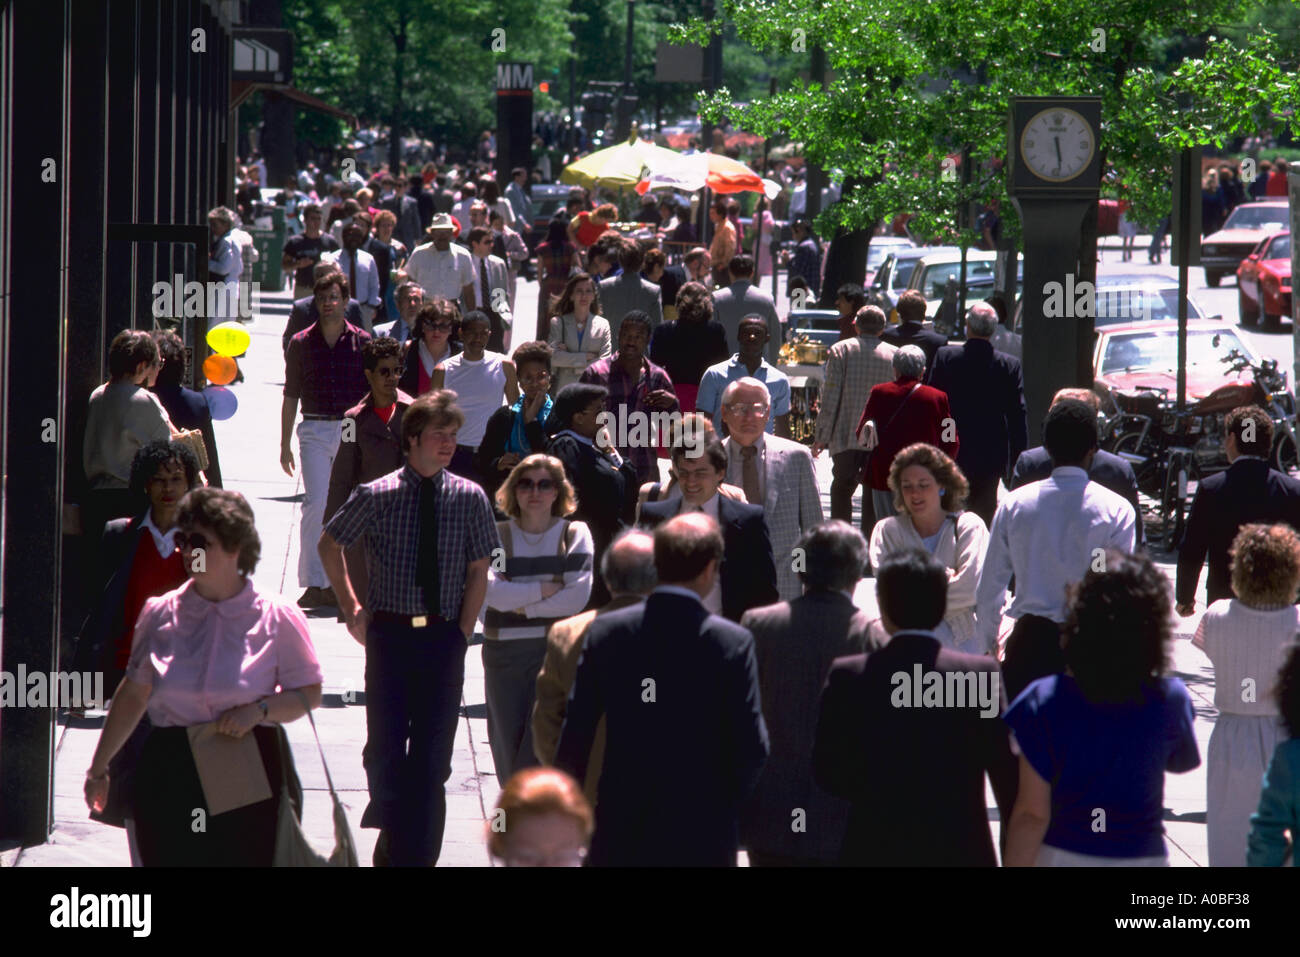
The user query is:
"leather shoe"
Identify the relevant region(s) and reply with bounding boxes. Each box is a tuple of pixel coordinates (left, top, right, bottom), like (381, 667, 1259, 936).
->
(318, 586, 338, 608)
(297, 587, 322, 608)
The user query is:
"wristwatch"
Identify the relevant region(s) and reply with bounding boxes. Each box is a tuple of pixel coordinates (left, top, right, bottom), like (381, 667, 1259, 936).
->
(256, 699, 270, 720)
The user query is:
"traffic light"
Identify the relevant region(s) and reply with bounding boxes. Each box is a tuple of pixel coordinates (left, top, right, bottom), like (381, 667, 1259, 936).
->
(581, 90, 613, 136)
(539, 81, 549, 93)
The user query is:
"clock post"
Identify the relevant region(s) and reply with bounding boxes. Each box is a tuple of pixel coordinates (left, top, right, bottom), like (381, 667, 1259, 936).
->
(1007, 96, 1103, 439)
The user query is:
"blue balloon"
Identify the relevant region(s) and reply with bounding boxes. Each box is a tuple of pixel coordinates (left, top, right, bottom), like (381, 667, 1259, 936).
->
(205, 386, 239, 421)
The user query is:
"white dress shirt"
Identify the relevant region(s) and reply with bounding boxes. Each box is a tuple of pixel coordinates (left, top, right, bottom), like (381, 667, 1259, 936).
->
(405, 242, 475, 304)
(139, 509, 180, 559)
(975, 465, 1137, 652)
(322, 247, 381, 306)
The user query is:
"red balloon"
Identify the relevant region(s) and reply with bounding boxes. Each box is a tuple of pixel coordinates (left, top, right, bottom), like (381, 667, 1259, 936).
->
(203, 354, 238, 386)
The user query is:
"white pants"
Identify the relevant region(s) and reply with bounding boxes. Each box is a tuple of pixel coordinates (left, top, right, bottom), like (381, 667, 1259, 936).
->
(1036, 844, 1168, 866)
(297, 418, 344, 587)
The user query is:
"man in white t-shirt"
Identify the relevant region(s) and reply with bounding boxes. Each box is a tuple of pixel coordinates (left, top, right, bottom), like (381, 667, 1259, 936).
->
(430, 311, 519, 489)
(405, 214, 475, 312)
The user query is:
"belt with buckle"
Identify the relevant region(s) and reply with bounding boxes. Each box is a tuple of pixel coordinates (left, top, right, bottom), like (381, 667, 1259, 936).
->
(302, 413, 343, 421)
(371, 610, 449, 629)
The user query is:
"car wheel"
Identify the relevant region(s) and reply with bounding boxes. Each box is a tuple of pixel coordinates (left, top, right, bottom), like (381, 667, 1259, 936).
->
(1205, 270, 1222, 288)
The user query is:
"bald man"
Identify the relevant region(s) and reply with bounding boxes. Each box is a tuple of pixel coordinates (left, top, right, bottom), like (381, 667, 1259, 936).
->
(554, 513, 769, 865)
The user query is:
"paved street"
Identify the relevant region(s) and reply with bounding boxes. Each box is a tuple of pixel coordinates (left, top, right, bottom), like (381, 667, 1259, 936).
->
(7, 237, 1229, 868)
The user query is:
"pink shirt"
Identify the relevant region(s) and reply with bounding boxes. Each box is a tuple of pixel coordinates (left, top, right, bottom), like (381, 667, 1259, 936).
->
(126, 579, 324, 727)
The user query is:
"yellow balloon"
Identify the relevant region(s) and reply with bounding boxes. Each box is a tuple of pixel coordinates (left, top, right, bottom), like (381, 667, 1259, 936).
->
(206, 321, 251, 357)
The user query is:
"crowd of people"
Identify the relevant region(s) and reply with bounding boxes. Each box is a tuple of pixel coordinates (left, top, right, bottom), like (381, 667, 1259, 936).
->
(70, 156, 1300, 869)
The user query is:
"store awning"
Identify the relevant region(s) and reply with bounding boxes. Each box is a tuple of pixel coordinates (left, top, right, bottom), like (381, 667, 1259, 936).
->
(230, 81, 358, 128)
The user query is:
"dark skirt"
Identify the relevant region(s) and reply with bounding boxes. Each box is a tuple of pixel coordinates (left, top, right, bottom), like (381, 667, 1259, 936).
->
(130, 724, 302, 867)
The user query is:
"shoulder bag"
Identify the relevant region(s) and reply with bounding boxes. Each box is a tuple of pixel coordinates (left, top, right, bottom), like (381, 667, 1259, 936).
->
(857, 382, 922, 451)
(272, 690, 359, 867)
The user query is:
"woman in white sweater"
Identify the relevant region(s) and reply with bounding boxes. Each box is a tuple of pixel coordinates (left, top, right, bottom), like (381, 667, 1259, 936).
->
(868, 443, 989, 652)
(1193, 523, 1300, 867)
(484, 454, 593, 785)
(547, 272, 612, 391)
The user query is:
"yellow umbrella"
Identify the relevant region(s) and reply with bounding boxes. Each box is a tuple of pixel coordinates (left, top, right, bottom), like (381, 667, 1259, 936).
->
(561, 135, 682, 190)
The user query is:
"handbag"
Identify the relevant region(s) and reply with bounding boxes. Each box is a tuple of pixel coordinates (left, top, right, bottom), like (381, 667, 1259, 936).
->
(857, 382, 922, 451)
(173, 428, 210, 471)
(273, 691, 359, 867)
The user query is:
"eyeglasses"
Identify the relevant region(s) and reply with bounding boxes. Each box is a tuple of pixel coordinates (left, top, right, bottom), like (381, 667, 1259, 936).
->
(174, 531, 211, 552)
(427, 322, 454, 332)
(516, 478, 556, 493)
(373, 367, 401, 378)
(726, 402, 769, 418)
(504, 847, 587, 867)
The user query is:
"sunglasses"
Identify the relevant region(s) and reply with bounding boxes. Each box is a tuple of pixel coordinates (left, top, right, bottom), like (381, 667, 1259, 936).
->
(174, 531, 211, 552)
(516, 478, 556, 493)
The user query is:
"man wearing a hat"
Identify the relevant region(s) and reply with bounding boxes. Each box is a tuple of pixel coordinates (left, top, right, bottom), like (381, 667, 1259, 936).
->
(405, 213, 475, 313)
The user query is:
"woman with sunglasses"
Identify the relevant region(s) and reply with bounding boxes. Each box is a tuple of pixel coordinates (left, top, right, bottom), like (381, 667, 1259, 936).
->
(476, 341, 556, 506)
(482, 455, 593, 785)
(398, 298, 462, 396)
(84, 488, 324, 866)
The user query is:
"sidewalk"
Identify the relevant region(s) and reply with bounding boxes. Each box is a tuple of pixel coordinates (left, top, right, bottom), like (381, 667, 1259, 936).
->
(7, 274, 1215, 867)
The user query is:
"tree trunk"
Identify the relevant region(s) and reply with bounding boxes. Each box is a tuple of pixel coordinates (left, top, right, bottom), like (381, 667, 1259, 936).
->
(819, 174, 871, 308)
(390, 21, 408, 174)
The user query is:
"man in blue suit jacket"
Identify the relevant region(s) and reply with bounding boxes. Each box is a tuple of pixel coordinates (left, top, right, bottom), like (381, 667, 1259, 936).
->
(555, 512, 770, 866)
(1010, 387, 1143, 547)
(637, 436, 778, 622)
(926, 302, 1028, 527)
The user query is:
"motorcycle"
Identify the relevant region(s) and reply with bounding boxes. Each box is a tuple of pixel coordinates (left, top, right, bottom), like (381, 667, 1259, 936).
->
(1102, 349, 1299, 549)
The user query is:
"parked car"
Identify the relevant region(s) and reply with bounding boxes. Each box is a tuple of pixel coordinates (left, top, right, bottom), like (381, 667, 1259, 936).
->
(1236, 229, 1292, 328)
(1009, 275, 1218, 343)
(1092, 320, 1279, 410)
(865, 245, 960, 315)
(864, 236, 915, 285)
(1199, 200, 1289, 287)
(905, 250, 1024, 322)
(786, 309, 842, 348)
(523, 183, 583, 253)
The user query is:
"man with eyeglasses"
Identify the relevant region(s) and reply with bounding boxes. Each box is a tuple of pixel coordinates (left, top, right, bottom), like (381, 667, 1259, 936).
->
(282, 272, 371, 609)
(320, 390, 501, 867)
(697, 315, 792, 439)
(720, 377, 823, 602)
(326, 336, 415, 609)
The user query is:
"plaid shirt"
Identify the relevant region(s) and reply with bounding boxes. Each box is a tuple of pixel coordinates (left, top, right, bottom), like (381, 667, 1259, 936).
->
(580, 353, 678, 482)
(324, 464, 501, 618)
(284, 321, 371, 417)
(815, 334, 897, 455)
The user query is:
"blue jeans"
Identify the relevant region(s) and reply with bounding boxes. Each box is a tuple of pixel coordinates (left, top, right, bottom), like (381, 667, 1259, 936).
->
(361, 617, 467, 866)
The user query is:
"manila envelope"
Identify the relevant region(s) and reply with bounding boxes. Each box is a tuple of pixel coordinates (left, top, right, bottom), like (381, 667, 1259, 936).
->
(186, 722, 274, 816)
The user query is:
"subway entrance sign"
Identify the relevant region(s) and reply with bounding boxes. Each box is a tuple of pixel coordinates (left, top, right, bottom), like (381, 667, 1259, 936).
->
(496, 62, 534, 184)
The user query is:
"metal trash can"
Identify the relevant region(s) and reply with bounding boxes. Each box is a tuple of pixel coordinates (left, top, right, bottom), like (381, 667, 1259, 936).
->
(248, 206, 286, 292)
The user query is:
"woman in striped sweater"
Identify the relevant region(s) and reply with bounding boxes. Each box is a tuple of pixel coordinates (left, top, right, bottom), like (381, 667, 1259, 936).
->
(483, 454, 593, 786)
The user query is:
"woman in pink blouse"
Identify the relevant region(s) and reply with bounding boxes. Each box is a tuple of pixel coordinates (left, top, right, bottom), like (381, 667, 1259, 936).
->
(85, 488, 324, 866)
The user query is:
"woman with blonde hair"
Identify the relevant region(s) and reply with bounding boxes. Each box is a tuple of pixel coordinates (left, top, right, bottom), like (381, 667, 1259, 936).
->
(868, 442, 988, 652)
(1194, 523, 1300, 866)
(487, 767, 593, 866)
(483, 454, 594, 784)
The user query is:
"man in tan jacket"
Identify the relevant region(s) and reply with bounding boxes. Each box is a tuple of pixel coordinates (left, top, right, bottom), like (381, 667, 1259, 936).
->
(532, 530, 656, 802)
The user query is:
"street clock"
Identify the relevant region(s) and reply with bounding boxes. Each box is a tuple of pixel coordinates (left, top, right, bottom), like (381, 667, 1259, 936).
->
(1007, 96, 1102, 196)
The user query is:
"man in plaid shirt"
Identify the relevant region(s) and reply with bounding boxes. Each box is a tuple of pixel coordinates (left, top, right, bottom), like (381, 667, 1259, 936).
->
(580, 311, 679, 484)
(812, 305, 897, 536)
(319, 390, 501, 867)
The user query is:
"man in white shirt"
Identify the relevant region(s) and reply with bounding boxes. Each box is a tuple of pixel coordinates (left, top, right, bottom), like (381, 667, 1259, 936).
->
(405, 213, 476, 311)
(975, 398, 1137, 698)
(323, 220, 382, 332)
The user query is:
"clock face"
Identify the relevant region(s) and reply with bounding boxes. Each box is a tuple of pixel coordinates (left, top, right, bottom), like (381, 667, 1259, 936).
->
(1019, 108, 1095, 183)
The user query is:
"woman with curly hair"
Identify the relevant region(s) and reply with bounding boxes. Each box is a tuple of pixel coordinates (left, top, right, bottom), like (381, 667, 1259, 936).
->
(1004, 550, 1201, 866)
(547, 272, 612, 392)
(867, 443, 988, 652)
(1193, 523, 1300, 866)
(1248, 643, 1300, 866)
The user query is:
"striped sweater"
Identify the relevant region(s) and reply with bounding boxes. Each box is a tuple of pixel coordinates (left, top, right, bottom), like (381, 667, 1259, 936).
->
(483, 519, 594, 639)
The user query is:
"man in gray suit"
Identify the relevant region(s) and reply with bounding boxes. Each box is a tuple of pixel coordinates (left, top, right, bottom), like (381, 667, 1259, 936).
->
(712, 254, 783, 364)
(721, 377, 825, 601)
(741, 521, 873, 866)
(466, 226, 514, 353)
(598, 237, 663, 343)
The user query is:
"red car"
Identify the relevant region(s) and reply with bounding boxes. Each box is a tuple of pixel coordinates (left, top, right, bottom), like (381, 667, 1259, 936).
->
(1236, 229, 1292, 328)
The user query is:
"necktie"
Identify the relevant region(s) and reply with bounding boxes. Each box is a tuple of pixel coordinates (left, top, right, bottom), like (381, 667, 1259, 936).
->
(349, 251, 358, 301)
(480, 257, 491, 313)
(741, 445, 761, 506)
(415, 476, 441, 616)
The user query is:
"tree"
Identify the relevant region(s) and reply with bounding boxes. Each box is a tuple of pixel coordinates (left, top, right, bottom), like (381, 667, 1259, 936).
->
(672, 0, 1300, 304)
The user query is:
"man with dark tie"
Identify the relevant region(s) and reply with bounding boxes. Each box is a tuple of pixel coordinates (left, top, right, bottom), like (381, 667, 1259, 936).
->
(323, 220, 382, 333)
(638, 433, 778, 622)
(319, 390, 500, 867)
(466, 225, 513, 353)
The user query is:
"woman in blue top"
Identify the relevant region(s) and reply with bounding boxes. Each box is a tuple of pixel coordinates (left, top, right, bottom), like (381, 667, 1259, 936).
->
(1004, 550, 1201, 865)
(1248, 644, 1300, 865)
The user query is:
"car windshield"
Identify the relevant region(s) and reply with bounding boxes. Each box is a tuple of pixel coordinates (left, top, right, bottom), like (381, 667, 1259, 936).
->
(1100, 328, 1248, 374)
(891, 259, 918, 289)
(918, 261, 997, 298)
(1263, 235, 1292, 260)
(1093, 287, 1202, 326)
(1223, 205, 1289, 230)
